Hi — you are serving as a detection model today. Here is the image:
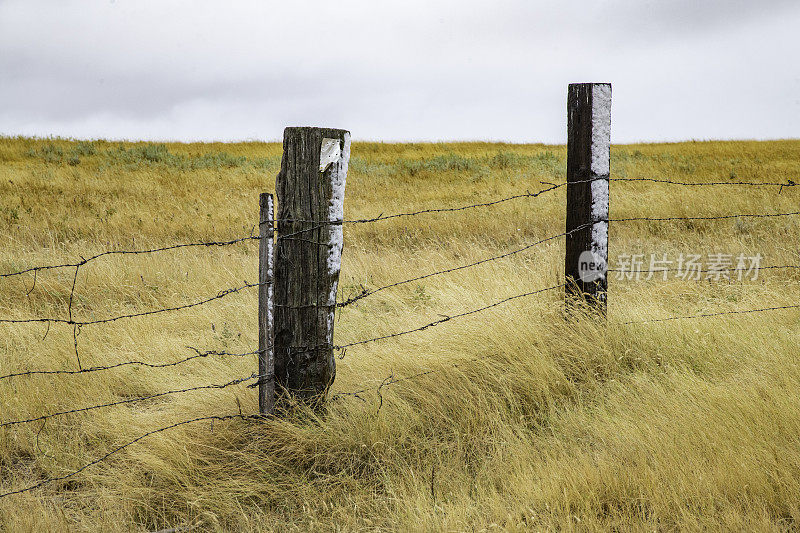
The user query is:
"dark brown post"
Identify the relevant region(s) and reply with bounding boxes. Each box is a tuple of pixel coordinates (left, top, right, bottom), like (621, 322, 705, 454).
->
(258, 193, 275, 415)
(565, 83, 611, 312)
(274, 127, 350, 400)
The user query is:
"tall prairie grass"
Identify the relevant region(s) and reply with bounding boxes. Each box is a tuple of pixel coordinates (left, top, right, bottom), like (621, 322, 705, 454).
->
(0, 136, 799, 531)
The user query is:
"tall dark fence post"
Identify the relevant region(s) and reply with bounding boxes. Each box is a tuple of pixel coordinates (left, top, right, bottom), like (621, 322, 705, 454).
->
(274, 127, 350, 400)
(565, 83, 611, 312)
(258, 192, 275, 415)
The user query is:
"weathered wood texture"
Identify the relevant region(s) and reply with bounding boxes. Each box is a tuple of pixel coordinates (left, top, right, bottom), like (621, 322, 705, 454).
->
(258, 192, 275, 415)
(565, 83, 611, 311)
(274, 127, 350, 399)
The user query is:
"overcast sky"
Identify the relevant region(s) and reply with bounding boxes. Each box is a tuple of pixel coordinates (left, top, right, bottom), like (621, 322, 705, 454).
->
(1, 0, 798, 143)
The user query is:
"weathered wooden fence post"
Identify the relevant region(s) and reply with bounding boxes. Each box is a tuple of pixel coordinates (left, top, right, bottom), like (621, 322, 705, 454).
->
(274, 127, 350, 400)
(258, 192, 275, 415)
(565, 83, 611, 313)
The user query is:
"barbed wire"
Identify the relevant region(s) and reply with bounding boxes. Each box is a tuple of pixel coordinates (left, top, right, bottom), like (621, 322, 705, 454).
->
(619, 303, 800, 325)
(0, 235, 259, 279)
(332, 352, 498, 405)
(0, 412, 265, 499)
(3, 304, 793, 500)
(611, 177, 797, 190)
(266, 181, 575, 242)
(337, 224, 592, 307)
(270, 181, 571, 228)
(2, 176, 797, 281)
(0, 347, 259, 382)
(0, 373, 263, 429)
(609, 211, 800, 223)
(272, 177, 798, 227)
(333, 283, 564, 354)
(268, 207, 800, 247)
(331, 299, 800, 407)
(0, 281, 262, 326)
(0, 181, 572, 280)
(1, 172, 798, 503)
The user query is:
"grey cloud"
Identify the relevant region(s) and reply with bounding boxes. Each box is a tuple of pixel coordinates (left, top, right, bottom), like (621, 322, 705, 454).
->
(0, 0, 798, 142)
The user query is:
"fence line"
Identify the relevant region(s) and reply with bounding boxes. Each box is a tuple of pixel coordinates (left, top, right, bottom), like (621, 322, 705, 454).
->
(4, 299, 798, 499)
(1, 186, 797, 377)
(3, 177, 795, 281)
(3, 104, 800, 500)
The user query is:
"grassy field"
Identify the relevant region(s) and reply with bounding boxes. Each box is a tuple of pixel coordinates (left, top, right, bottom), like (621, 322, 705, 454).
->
(0, 136, 799, 531)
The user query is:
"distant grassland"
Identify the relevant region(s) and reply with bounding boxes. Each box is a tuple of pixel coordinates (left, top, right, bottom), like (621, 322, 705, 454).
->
(1, 136, 799, 531)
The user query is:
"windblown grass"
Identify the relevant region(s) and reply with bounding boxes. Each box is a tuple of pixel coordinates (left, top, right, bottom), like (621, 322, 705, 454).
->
(1, 136, 799, 531)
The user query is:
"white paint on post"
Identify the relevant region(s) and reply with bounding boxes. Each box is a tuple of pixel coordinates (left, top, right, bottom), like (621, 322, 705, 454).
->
(590, 84, 611, 276)
(258, 192, 275, 415)
(321, 134, 350, 345)
(324, 134, 349, 281)
(590, 84, 611, 176)
(319, 138, 342, 172)
(266, 194, 274, 327)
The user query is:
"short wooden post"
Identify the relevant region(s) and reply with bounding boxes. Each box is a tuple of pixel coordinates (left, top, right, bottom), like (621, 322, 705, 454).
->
(274, 127, 350, 400)
(258, 192, 275, 415)
(565, 83, 611, 312)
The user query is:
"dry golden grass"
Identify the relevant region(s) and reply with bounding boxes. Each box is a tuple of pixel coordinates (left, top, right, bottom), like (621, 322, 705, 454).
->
(0, 136, 799, 531)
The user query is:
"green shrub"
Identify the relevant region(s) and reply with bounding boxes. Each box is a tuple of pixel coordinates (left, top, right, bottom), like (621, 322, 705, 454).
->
(72, 142, 96, 157)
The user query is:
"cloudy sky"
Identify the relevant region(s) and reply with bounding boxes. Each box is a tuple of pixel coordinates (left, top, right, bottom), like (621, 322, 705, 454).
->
(1, 0, 798, 143)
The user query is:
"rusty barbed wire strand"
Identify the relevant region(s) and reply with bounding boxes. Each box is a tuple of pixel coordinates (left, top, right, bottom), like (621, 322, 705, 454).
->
(0, 413, 265, 499)
(0, 347, 260, 382)
(618, 303, 800, 325)
(0, 183, 571, 279)
(335, 213, 799, 308)
(265, 182, 575, 241)
(0, 373, 264, 429)
(264, 223, 593, 308)
(273, 177, 797, 227)
(271, 181, 571, 228)
(337, 224, 593, 307)
(333, 283, 565, 354)
(608, 211, 800, 223)
(0, 235, 260, 279)
(272, 208, 800, 247)
(611, 177, 797, 190)
(332, 353, 499, 403)
(0, 281, 263, 326)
